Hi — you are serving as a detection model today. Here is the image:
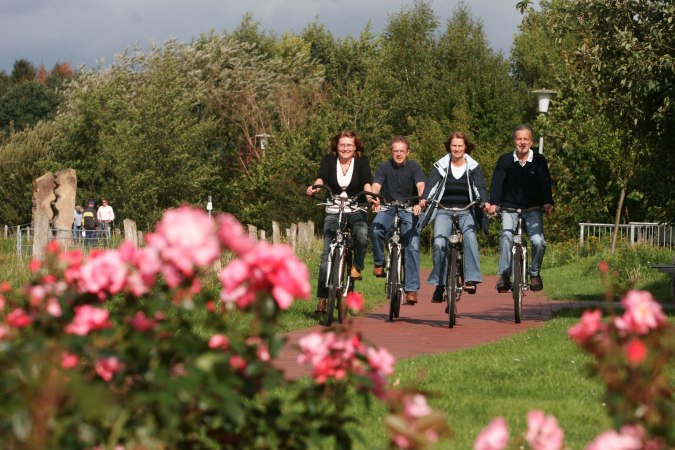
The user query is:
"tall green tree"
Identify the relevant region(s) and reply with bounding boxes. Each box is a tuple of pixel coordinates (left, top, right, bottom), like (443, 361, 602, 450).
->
(0, 82, 60, 132)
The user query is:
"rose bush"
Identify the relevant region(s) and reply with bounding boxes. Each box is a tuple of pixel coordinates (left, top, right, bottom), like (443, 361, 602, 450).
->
(0, 206, 447, 449)
(474, 285, 674, 450)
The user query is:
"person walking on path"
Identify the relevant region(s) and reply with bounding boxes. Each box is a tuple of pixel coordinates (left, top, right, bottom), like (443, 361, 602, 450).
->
(72, 205, 83, 244)
(82, 200, 98, 246)
(97, 198, 115, 239)
(370, 136, 426, 305)
(306, 130, 374, 315)
(418, 131, 489, 302)
(486, 124, 554, 292)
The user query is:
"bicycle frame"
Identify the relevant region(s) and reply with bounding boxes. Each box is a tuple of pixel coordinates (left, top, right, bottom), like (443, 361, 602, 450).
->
(432, 200, 481, 328)
(499, 206, 542, 323)
(312, 185, 373, 326)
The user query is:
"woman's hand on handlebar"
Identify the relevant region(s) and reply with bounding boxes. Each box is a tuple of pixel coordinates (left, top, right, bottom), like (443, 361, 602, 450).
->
(306, 185, 318, 196)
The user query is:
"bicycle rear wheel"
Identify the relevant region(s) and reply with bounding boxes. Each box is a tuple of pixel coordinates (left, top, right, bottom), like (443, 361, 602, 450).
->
(447, 248, 459, 328)
(325, 249, 343, 326)
(512, 246, 523, 323)
(387, 247, 401, 322)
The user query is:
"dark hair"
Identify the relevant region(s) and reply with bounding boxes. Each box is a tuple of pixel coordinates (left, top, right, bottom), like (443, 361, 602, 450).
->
(512, 124, 533, 140)
(390, 136, 410, 151)
(330, 130, 365, 157)
(444, 131, 475, 155)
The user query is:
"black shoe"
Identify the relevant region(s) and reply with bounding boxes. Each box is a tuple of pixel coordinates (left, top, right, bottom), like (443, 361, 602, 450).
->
(495, 276, 511, 293)
(431, 285, 444, 303)
(464, 281, 477, 294)
(530, 275, 543, 292)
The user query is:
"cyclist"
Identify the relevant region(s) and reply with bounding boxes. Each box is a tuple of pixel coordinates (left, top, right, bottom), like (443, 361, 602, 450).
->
(306, 130, 373, 315)
(370, 136, 425, 304)
(418, 132, 489, 302)
(487, 124, 554, 292)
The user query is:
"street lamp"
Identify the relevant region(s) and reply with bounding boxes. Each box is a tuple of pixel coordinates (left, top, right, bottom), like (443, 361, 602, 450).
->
(532, 89, 555, 154)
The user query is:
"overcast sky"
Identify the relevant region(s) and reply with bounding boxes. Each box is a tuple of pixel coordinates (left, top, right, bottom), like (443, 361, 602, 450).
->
(0, 0, 529, 74)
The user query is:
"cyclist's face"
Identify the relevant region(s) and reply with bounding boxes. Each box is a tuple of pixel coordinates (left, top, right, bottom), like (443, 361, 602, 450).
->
(390, 141, 409, 165)
(337, 137, 356, 160)
(449, 138, 466, 160)
(513, 129, 533, 155)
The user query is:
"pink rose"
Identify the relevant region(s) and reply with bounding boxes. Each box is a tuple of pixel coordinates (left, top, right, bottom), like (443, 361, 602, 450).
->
(61, 352, 80, 369)
(6, 308, 33, 328)
(346, 292, 364, 313)
(525, 410, 564, 450)
(217, 213, 255, 256)
(65, 305, 112, 336)
(367, 346, 395, 376)
(130, 311, 156, 332)
(624, 338, 648, 366)
(79, 250, 128, 298)
(474, 417, 509, 450)
(585, 425, 643, 450)
(403, 394, 432, 420)
(146, 206, 221, 286)
(568, 309, 603, 345)
(208, 334, 229, 350)
(229, 355, 247, 372)
(95, 356, 122, 382)
(47, 297, 62, 317)
(615, 290, 666, 335)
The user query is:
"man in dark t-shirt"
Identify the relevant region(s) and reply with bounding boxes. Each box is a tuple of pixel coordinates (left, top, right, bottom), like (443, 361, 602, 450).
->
(370, 136, 426, 304)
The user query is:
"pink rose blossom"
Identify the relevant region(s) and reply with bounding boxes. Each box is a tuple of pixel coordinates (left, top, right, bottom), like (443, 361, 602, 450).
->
(79, 250, 128, 298)
(0, 325, 10, 340)
(229, 355, 247, 372)
(130, 311, 156, 332)
(568, 309, 603, 344)
(474, 417, 509, 450)
(585, 425, 644, 450)
(615, 290, 666, 335)
(217, 213, 255, 256)
(0, 294, 4, 310)
(624, 338, 648, 366)
(403, 394, 432, 420)
(65, 305, 112, 336)
(6, 308, 33, 328)
(346, 292, 364, 313)
(61, 352, 80, 369)
(208, 334, 229, 350)
(47, 297, 62, 317)
(219, 241, 310, 310)
(525, 410, 564, 450)
(145, 206, 221, 287)
(29, 259, 42, 273)
(95, 356, 122, 382)
(28, 285, 47, 306)
(367, 346, 395, 376)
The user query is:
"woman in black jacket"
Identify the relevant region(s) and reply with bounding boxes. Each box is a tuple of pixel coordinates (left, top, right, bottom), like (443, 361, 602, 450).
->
(306, 130, 373, 314)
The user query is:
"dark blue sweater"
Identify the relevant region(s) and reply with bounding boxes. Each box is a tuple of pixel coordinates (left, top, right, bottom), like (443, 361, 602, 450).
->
(489, 151, 554, 208)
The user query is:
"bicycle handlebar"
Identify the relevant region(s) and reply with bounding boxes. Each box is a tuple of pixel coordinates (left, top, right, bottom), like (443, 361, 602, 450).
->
(496, 206, 543, 214)
(310, 185, 380, 210)
(431, 199, 483, 212)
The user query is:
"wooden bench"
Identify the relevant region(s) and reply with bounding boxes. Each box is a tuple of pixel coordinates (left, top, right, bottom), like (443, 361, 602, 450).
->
(652, 262, 675, 298)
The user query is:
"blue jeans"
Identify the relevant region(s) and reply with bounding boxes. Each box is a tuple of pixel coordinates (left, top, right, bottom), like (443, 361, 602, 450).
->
(371, 209, 420, 292)
(428, 210, 482, 286)
(316, 211, 368, 298)
(498, 210, 546, 277)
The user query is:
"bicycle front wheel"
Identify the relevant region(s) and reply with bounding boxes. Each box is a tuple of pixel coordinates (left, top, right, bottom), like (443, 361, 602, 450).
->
(325, 249, 343, 326)
(512, 245, 523, 323)
(387, 247, 401, 322)
(447, 247, 459, 328)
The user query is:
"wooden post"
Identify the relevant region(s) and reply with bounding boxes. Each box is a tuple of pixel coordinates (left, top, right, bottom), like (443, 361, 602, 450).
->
(272, 221, 281, 244)
(247, 224, 257, 240)
(259, 229, 266, 241)
(123, 219, 139, 247)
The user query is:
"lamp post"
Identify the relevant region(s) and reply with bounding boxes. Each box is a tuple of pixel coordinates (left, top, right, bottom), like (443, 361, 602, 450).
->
(532, 89, 555, 154)
(206, 195, 212, 218)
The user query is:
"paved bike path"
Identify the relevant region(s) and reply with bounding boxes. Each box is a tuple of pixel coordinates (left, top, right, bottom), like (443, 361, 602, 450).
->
(277, 269, 572, 379)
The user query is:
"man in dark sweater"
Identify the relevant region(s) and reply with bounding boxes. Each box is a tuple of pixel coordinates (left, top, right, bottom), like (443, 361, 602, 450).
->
(487, 125, 554, 292)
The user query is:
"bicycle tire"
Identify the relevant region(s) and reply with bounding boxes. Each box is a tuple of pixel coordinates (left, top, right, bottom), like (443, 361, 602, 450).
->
(513, 245, 523, 323)
(325, 249, 342, 326)
(396, 248, 405, 319)
(388, 247, 400, 322)
(338, 249, 354, 325)
(447, 247, 459, 328)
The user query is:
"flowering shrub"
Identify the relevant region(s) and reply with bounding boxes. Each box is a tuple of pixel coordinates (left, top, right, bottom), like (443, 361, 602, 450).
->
(0, 206, 447, 449)
(474, 287, 674, 450)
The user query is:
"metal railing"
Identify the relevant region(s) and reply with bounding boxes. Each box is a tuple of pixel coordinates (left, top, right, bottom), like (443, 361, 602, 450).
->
(579, 222, 673, 248)
(14, 225, 118, 258)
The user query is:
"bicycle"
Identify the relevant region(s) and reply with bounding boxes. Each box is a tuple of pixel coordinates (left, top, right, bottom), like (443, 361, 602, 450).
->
(496, 206, 543, 323)
(312, 185, 373, 326)
(430, 199, 482, 328)
(376, 196, 420, 322)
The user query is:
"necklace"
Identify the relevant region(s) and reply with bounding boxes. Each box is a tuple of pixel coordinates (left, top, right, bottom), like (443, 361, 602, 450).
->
(340, 158, 352, 175)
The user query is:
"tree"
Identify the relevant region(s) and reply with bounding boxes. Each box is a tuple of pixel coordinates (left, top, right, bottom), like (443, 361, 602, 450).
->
(10, 59, 36, 84)
(0, 81, 60, 132)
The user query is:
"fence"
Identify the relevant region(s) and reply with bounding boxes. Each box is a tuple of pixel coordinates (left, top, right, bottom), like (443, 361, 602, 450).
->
(579, 222, 673, 248)
(6, 219, 315, 259)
